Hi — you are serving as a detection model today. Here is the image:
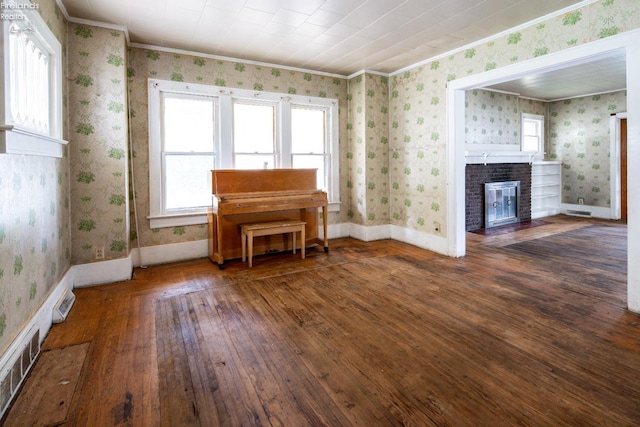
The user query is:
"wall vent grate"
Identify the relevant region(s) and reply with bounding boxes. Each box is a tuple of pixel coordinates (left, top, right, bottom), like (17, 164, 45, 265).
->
(0, 327, 40, 419)
(566, 209, 592, 217)
(53, 288, 76, 323)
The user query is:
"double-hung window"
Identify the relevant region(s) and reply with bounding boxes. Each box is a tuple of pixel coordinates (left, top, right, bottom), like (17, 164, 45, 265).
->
(1, 0, 66, 157)
(233, 101, 277, 169)
(521, 113, 544, 159)
(148, 79, 339, 228)
(291, 106, 330, 192)
(162, 93, 216, 212)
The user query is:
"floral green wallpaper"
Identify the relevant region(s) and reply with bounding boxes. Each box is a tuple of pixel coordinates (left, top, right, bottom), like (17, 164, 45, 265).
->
(388, 65, 448, 234)
(127, 48, 349, 248)
(465, 90, 547, 146)
(347, 73, 390, 226)
(549, 90, 627, 206)
(2, 0, 638, 359)
(464, 87, 624, 207)
(68, 24, 129, 264)
(389, 0, 639, 236)
(0, 0, 70, 354)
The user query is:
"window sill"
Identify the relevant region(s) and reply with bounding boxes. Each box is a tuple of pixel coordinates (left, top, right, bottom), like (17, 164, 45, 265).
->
(0, 125, 68, 158)
(327, 201, 341, 213)
(148, 212, 208, 229)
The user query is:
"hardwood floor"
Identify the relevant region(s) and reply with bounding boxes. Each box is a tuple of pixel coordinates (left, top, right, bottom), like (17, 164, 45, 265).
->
(4, 215, 639, 426)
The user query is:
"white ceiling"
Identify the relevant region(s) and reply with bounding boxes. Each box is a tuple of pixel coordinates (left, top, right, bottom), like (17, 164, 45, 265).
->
(61, 0, 588, 76)
(59, 0, 627, 99)
(484, 49, 627, 100)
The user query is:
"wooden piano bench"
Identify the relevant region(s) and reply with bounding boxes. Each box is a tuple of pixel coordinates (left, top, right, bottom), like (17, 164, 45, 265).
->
(241, 220, 306, 268)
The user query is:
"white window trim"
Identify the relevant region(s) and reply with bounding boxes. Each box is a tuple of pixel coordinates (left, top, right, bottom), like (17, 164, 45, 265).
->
(521, 113, 545, 160)
(148, 79, 340, 228)
(0, 0, 67, 157)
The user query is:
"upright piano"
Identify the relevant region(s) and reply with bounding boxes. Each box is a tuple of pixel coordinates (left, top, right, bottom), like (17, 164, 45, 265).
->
(207, 169, 329, 268)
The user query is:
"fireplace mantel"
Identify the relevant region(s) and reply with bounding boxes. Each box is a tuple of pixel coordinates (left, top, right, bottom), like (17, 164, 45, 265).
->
(465, 150, 539, 165)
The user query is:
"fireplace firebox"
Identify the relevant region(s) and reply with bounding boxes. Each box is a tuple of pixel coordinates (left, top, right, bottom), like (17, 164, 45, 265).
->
(485, 181, 520, 229)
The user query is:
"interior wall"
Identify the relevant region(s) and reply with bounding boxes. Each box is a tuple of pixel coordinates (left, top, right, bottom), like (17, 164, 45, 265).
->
(67, 23, 130, 264)
(549, 90, 627, 207)
(346, 73, 390, 226)
(391, 0, 640, 245)
(465, 89, 547, 147)
(0, 0, 70, 355)
(127, 48, 350, 250)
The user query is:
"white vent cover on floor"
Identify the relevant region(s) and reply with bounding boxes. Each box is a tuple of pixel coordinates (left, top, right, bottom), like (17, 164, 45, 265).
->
(0, 326, 40, 419)
(53, 289, 76, 323)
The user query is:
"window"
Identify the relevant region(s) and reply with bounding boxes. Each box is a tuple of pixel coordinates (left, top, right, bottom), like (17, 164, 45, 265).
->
(148, 79, 339, 228)
(291, 106, 330, 192)
(162, 93, 216, 211)
(233, 101, 277, 169)
(0, 0, 66, 157)
(521, 113, 544, 157)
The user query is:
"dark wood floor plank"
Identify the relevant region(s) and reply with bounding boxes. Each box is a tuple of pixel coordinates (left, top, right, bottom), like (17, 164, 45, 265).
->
(4, 215, 640, 426)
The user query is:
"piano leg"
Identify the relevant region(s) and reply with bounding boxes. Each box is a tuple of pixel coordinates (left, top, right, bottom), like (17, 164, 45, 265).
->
(322, 205, 329, 252)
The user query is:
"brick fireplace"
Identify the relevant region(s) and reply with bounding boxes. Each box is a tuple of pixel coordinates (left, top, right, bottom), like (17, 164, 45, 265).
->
(465, 163, 532, 231)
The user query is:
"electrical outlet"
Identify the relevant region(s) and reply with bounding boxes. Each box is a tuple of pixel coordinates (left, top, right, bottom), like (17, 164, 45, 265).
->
(95, 246, 105, 260)
(578, 197, 585, 205)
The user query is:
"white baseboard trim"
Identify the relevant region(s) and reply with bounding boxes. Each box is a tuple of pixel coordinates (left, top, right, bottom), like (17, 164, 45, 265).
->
(561, 203, 612, 219)
(132, 239, 209, 267)
(332, 222, 449, 256)
(348, 223, 392, 241)
(390, 225, 449, 256)
(72, 222, 449, 286)
(1, 267, 74, 358)
(0, 265, 75, 417)
(73, 255, 133, 288)
(323, 223, 351, 239)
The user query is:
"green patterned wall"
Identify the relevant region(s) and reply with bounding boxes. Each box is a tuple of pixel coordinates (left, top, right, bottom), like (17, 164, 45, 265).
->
(347, 74, 367, 225)
(388, 65, 447, 233)
(2, 0, 638, 360)
(68, 24, 129, 264)
(465, 90, 547, 146)
(127, 48, 350, 249)
(550, 90, 627, 206)
(0, 0, 70, 355)
(363, 74, 390, 226)
(389, 0, 639, 237)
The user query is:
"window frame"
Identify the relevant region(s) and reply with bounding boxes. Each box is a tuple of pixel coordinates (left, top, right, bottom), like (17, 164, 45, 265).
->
(161, 91, 217, 214)
(148, 79, 340, 228)
(521, 113, 545, 159)
(232, 98, 279, 169)
(290, 104, 333, 194)
(0, 0, 66, 157)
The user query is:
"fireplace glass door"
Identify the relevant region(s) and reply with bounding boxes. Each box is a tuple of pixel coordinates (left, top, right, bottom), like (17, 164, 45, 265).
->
(485, 181, 520, 228)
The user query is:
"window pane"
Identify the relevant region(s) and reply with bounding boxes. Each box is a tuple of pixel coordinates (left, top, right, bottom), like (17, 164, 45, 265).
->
(292, 154, 325, 190)
(233, 102, 275, 153)
(164, 96, 214, 152)
(523, 136, 539, 152)
(523, 119, 538, 136)
(9, 25, 50, 133)
(234, 154, 276, 170)
(292, 108, 325, 153)
(165, 155, 213, 210)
